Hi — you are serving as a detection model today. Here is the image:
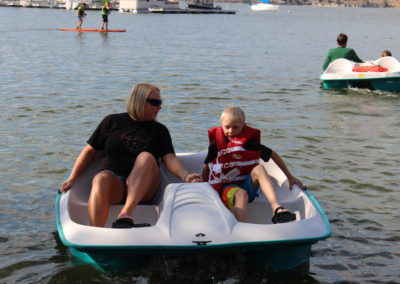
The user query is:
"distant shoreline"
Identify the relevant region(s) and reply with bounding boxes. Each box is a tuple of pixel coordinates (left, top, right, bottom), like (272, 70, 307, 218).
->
(0, 1, 106, 9)
(226, 0, 399, 8)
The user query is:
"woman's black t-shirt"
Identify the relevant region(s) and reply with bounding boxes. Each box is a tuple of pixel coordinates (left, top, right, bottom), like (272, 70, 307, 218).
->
(87, 112, 175, 177)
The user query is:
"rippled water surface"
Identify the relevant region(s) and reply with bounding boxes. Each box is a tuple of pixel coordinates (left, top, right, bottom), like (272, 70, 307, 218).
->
(1, 4, 400, 283)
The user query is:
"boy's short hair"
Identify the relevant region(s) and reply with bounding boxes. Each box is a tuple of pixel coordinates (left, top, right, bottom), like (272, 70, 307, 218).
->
(220, 106, 246, 123)
(337, 33, 348, 46)
(382, 50, 392, 57)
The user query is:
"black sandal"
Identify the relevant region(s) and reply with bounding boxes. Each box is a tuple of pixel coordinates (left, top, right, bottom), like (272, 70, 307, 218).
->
(112, 217, 134, 228)
(271, 206, 296, 224)
(112, 217, 151, 229)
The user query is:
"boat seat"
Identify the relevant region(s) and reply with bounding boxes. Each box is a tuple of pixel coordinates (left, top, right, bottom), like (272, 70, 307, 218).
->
(66, 150, 301, 227)
(375, 56, 400, 71)
(324, 58, 355, 74)
(66, 151, 207, 227)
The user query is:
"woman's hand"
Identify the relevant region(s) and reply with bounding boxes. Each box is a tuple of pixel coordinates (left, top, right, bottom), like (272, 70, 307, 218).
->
(184, 173, 203, 183)
(288, 176, 304, 190)
(59, 144, 97, 193)
(163, 153, 203, 183)
(61, 178, 74, 193)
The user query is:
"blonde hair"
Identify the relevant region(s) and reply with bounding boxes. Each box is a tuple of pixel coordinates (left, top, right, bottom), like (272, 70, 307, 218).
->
(220, 106, 246, 123)
(126, 83, 160, 121)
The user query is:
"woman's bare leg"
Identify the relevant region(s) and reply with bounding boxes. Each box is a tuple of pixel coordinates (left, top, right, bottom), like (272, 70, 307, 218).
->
(88, 171, 124, 227)
(119, 152, 160, 217)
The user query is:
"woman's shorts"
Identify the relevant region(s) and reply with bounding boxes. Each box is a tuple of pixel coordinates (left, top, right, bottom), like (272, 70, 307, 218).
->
(77, 16, 83, 21)
(102, 14, 108, 22)
(221, 175, 260, 210)
(99, 170, 162, 205)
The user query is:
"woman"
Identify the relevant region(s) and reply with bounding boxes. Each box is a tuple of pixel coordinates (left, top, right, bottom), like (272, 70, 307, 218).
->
(61, 83, 201, 228)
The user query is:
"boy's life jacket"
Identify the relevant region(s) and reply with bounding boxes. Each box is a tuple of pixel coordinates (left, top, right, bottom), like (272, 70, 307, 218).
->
(207, 125, 261, 193)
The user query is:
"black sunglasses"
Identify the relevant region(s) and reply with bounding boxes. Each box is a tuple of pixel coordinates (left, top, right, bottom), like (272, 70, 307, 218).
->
(146, 98, 162, 107)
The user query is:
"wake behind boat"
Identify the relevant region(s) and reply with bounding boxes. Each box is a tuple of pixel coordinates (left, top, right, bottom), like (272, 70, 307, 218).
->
(320, 56, 400, 92)
(56, 151, 331, 272)
(59, 28, 127, 32)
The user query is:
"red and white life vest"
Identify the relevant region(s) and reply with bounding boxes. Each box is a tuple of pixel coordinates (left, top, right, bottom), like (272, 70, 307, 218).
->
(208, 125, 261, 193)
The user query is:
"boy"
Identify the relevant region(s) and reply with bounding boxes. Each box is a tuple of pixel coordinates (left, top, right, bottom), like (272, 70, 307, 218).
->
(202, 106, 304, 223)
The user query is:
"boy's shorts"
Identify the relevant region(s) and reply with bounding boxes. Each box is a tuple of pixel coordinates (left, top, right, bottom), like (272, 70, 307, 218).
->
(221, 175, 260, 210)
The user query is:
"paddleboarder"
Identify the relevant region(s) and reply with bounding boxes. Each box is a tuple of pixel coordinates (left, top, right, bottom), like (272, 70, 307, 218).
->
(101, 1, 112, 30)
(76, 3, 87, 29)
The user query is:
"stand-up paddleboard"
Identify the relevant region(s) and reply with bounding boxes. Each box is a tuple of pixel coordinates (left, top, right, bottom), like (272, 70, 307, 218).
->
(59, 28, 126, 32)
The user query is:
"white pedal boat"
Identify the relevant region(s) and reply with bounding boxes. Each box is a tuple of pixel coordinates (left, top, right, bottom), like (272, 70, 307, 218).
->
(55, 151, 331, 272)
(320, 56, 400, 92)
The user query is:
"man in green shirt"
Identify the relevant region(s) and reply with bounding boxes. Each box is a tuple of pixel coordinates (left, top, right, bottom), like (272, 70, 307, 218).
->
(322, 33, 363, 70)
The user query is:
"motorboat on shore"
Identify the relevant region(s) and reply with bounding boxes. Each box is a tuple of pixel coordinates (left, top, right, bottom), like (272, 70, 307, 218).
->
(55, 151, 331, 272)
(250, 0, 279, 11)
(320, 56, 400, 92)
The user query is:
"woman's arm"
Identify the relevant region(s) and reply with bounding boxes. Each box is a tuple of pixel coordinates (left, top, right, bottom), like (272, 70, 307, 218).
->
(271, 151, 304, 190)
(61, 144, 98, 192)
(162, 153, 202, 182)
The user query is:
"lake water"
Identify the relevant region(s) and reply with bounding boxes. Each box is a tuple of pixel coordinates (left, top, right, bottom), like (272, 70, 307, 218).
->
(1, 4, 400, 283)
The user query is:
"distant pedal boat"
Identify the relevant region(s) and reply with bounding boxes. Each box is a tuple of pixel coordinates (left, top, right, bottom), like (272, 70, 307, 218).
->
(55, 151, 331, 272)
(320, 56, 400, 92)
(250, 0, 279, 11)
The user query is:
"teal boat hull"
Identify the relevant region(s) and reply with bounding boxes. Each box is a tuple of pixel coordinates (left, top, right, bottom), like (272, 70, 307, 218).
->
(63, 232, 316, 272)
(67, 243, 313, 273)
(321, 76, 400, 92)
